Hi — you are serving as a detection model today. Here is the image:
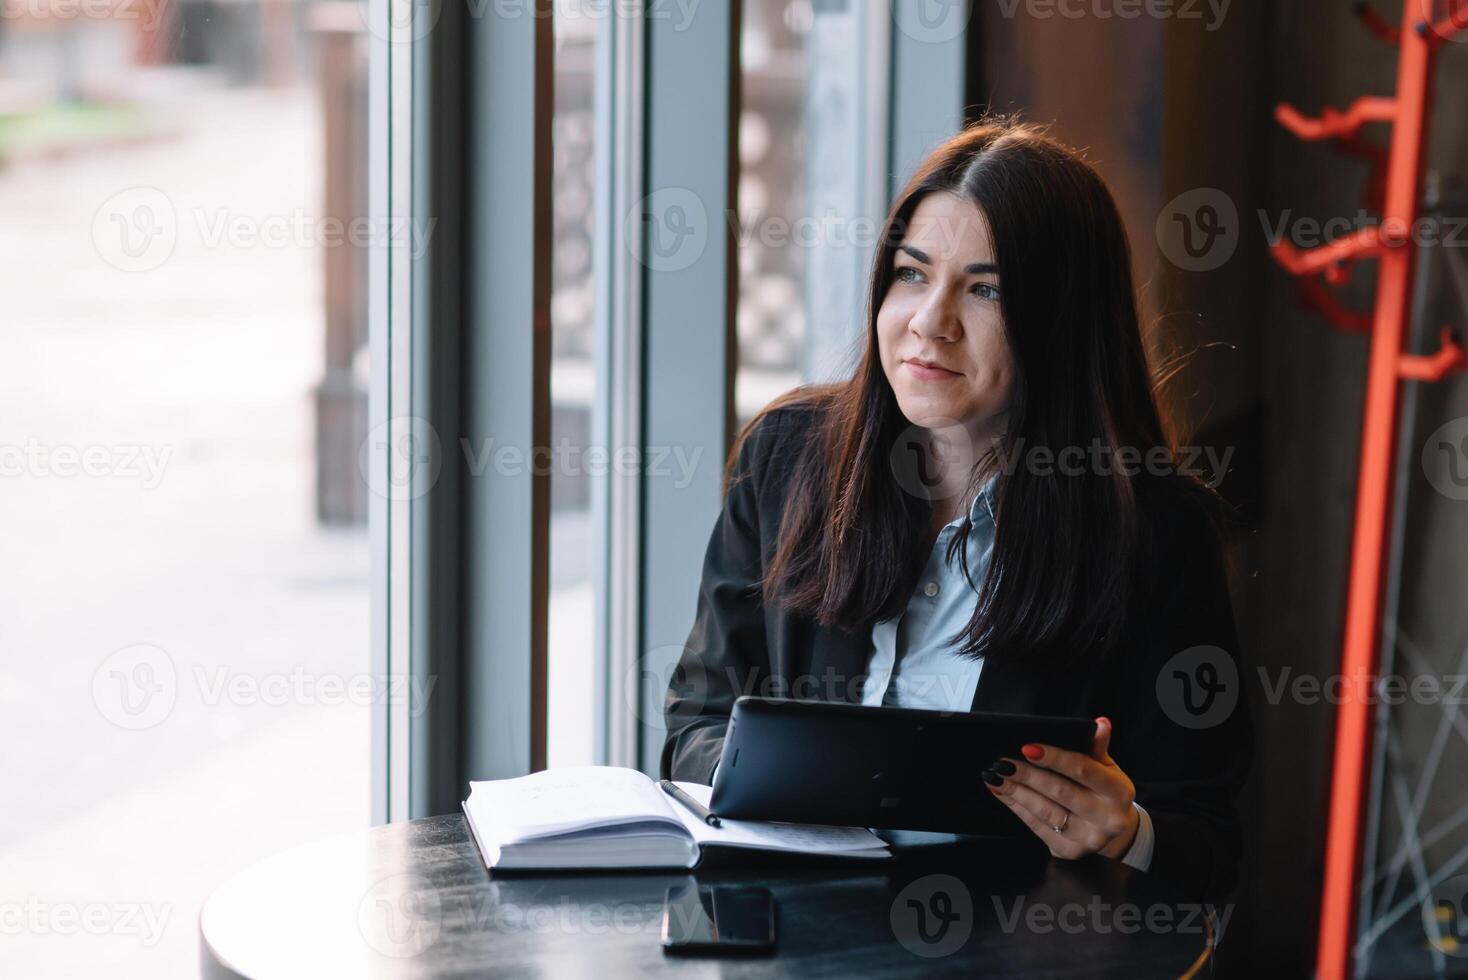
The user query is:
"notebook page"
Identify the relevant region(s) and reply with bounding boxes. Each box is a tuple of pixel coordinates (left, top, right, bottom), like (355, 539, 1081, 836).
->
(670, 782, 890, 857)
(468, 766, 682, 842)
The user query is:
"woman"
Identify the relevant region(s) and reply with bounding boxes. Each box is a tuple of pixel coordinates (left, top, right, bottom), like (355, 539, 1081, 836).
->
(660, 116, 1252, 898)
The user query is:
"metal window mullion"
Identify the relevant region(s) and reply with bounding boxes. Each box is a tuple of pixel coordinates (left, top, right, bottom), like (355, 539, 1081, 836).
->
(458, 0, 555, 786)
(888, 0, 970, 202)
(636, 0, 742, 775)
(406, 0, 469, 820)
(595, 5, 647, 770)
(407, 0, 554, 818)
(367, 0, 395, 826)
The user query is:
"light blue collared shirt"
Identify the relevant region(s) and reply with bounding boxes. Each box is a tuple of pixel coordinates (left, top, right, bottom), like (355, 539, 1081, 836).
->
(857, 474, 1155, 872)
(859, 476, 997, 712)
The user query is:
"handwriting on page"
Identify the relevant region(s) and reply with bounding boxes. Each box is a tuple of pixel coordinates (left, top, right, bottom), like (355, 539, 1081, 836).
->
(486, 767, 669, 836)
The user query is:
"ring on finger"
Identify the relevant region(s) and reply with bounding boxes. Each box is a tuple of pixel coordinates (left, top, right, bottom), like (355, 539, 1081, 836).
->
(1051, 811, 1070, 834)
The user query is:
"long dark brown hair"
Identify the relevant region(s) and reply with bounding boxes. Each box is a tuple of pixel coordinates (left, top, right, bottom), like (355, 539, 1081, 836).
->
(735, 115, 1207, 667)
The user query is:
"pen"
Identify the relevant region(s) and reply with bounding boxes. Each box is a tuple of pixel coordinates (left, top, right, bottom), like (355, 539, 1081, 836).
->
(658, 779, 722, 828)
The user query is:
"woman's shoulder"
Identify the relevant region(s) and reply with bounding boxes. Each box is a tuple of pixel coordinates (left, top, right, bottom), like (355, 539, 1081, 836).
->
(1131, 469, 1238, 596)
(727, 384, 838, 486)
(1135, 469, 1232, 540)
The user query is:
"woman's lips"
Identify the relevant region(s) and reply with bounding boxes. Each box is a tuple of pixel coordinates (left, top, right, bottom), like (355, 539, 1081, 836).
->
(903, 358, 962, 381)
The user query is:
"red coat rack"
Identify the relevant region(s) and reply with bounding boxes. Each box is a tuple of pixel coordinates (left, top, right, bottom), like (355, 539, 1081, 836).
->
(1269, 3, 1468, 977)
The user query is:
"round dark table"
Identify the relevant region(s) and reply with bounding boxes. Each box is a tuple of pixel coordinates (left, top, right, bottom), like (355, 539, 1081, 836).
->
(200, 814, 1218, 978)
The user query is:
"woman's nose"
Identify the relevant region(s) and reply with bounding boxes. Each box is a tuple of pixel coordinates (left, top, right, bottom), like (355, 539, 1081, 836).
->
(908, 289, 961, 342)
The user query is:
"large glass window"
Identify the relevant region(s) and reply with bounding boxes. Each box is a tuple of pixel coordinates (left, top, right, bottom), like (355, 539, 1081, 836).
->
(735, 0, 888, 425)
(547, 0, 600, 768)
(0, 3, 376, 975)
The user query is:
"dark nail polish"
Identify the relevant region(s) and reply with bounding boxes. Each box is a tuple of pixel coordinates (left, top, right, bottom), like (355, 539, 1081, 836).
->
(992, 760, 1016, 776)
(981, 769, 1003, 787)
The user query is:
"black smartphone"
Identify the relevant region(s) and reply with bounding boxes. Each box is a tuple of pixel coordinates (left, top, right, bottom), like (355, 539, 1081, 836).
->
(661, 884, 776, 955)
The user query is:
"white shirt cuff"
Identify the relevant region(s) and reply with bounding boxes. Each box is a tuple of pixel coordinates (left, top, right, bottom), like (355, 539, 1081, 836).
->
(1120, 802, 1155, 871)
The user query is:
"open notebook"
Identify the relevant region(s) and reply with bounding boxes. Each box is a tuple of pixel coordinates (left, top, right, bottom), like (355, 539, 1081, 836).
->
(462, 766, 891, 870)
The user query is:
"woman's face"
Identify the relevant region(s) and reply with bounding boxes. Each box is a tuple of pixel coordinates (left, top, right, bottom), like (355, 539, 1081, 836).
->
(876, 191, 1014, 439)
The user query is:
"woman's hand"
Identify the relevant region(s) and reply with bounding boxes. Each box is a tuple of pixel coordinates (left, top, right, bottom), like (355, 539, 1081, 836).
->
(983, 716, 1140, 861)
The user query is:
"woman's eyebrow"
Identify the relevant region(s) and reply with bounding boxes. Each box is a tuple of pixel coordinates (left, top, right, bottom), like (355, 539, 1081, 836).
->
(896, 244, 997, 276)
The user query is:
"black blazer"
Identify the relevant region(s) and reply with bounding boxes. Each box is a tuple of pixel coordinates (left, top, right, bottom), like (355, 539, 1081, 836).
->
(661, 402, 1253, 900)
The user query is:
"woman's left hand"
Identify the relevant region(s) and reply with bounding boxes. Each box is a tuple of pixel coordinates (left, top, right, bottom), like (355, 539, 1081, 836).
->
(984, 716, 1140, 861)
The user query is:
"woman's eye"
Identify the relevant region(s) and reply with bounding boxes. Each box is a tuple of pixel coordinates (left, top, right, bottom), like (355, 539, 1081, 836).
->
(893, 266, 922, 284)
(972, 282, 1001, 302)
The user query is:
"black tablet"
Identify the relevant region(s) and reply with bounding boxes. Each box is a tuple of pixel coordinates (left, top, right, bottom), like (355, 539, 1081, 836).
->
(707, 697, 1097, 835)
